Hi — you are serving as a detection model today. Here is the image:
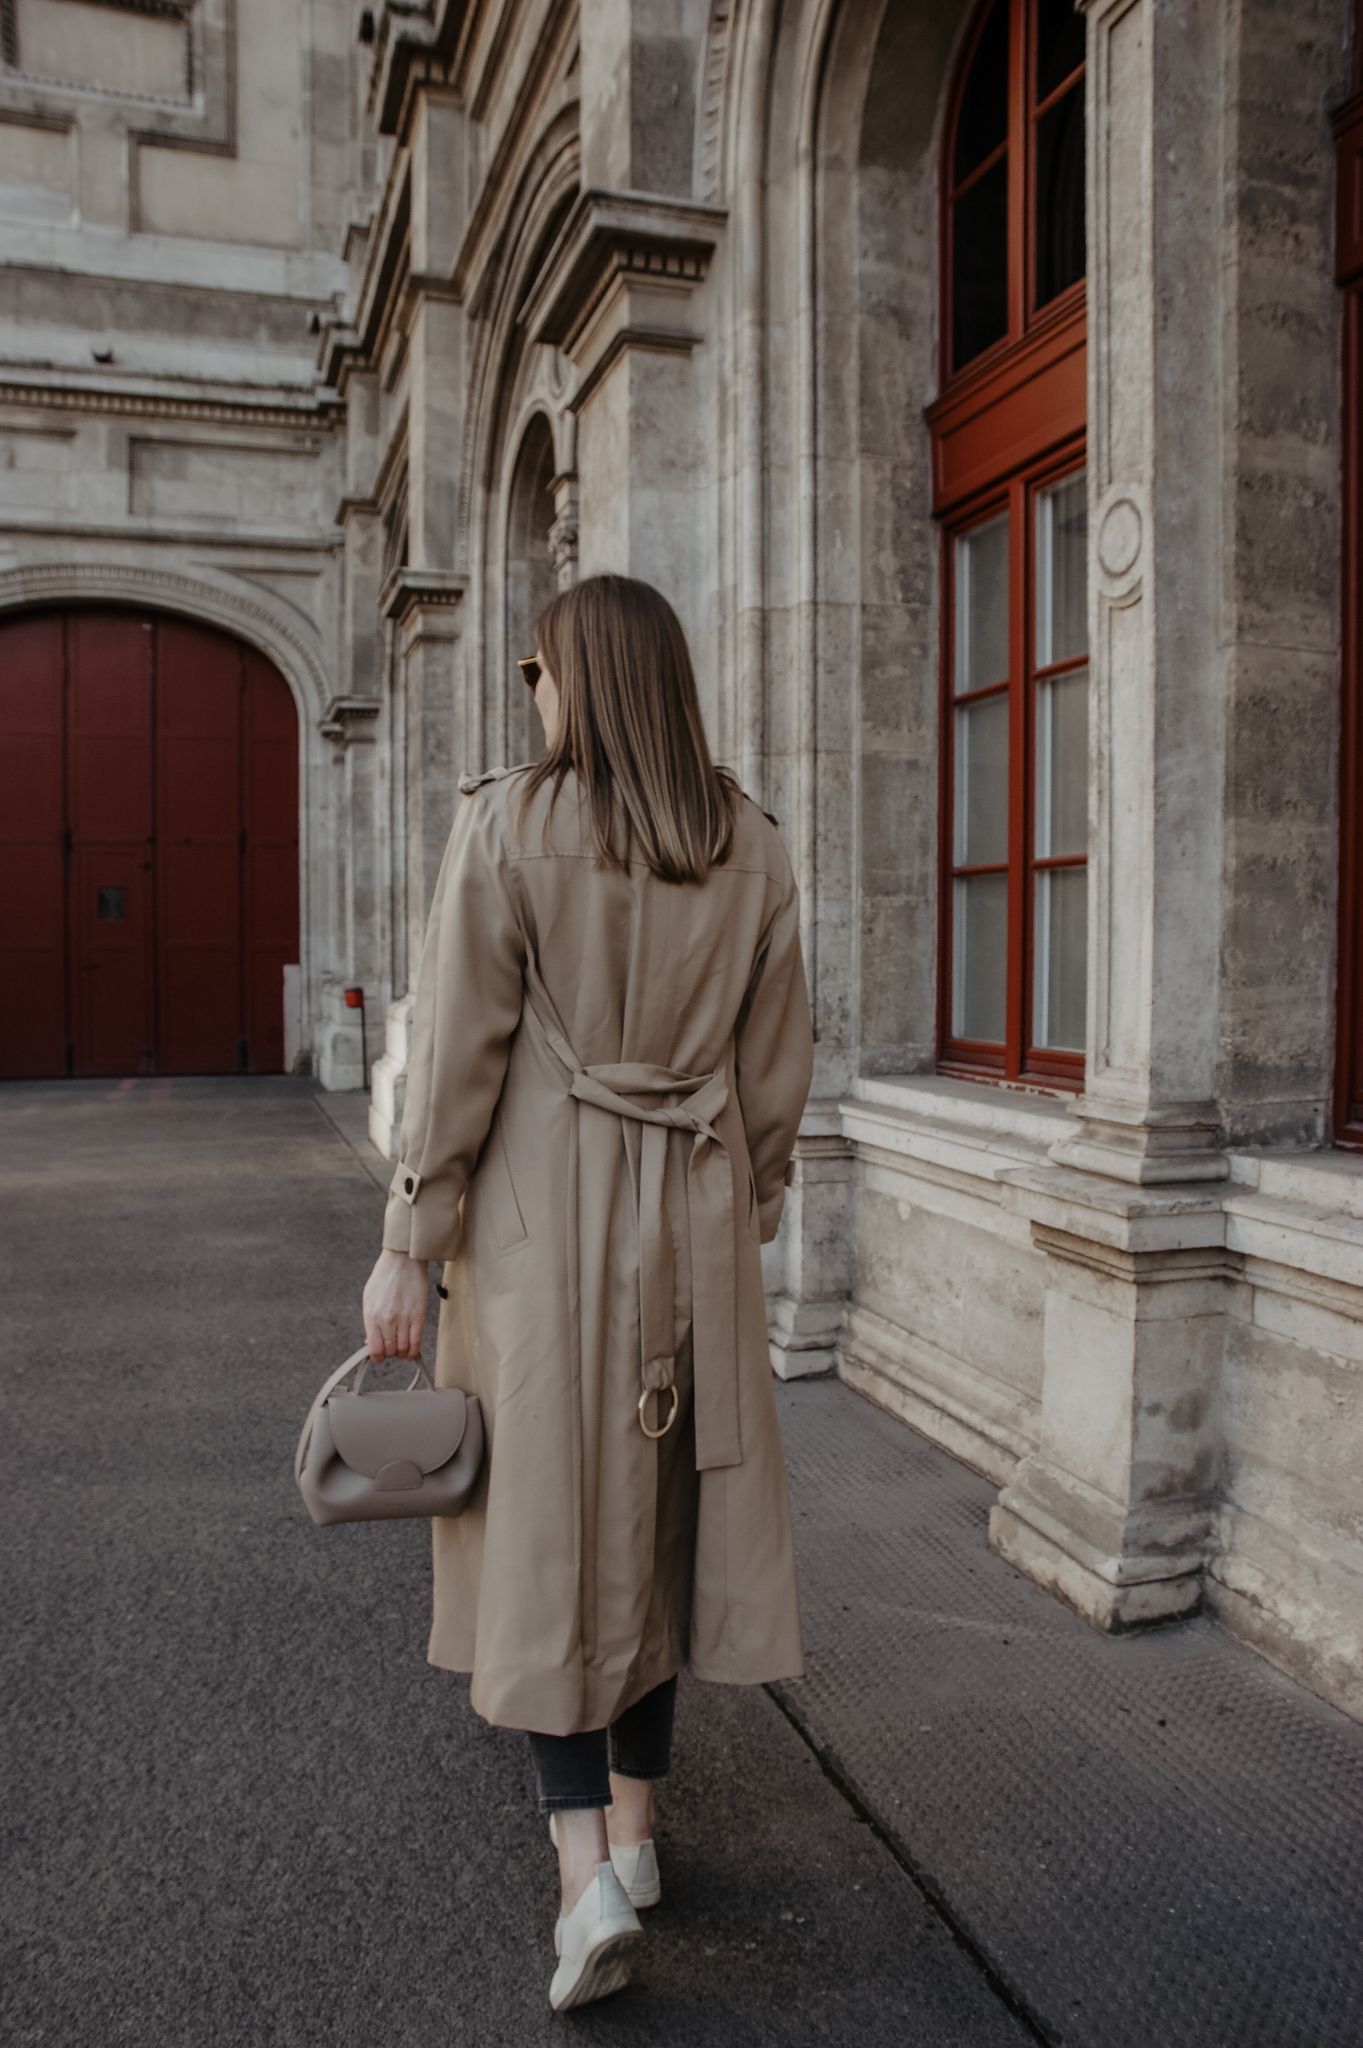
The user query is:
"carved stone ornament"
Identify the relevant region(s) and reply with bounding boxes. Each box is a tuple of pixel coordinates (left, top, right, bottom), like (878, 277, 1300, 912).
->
(1097, 496, 1143, 580)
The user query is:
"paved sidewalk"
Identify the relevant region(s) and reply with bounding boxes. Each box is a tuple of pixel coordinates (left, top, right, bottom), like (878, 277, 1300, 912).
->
(3, 1078, 1361, 2046)
(1, 1079, 1027, 2048)
(776, 1383, 1363, 2048)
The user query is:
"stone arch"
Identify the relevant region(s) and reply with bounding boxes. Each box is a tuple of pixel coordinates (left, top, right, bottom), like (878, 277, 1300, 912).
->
(722, 0, 971, 1075)
(0, 560, 330, 724)
(503, 409, 559, 770)
(461, 109, 580, 772)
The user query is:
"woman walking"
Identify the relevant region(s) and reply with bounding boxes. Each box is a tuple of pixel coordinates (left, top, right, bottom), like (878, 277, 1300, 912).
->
(361, 574, 813, 2009)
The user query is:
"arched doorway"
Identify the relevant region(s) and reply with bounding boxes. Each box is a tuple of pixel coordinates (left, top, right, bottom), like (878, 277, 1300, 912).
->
(504, 413, 557, 768)
(1, 608, 299, 1079)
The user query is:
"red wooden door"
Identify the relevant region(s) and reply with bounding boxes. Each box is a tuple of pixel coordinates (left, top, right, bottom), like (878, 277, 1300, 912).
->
(67, 613, 156, 1075)
(0, 615, 66, 1077)
(158, 620, 244, 1075)
(0, 608, 298, 1078)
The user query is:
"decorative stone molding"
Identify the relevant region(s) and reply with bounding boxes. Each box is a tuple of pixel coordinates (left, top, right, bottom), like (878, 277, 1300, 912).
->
(319, 695, 381, 744)
(548, 470, 578, 587)
(0, 378, 343, 430)
(698, 1, 736, 205)
(523, 190, 726, 411)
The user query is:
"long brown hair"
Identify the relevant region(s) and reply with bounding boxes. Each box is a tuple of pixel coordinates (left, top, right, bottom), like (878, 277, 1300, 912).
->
(517, 574, 736, 883)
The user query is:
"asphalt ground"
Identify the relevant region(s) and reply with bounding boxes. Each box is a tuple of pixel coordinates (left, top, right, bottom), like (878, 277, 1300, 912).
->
(7, 1076, 1362, 2048)
(1, 1077, 1030, 2048)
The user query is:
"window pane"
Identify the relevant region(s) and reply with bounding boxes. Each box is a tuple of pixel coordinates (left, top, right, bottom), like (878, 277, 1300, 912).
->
(955, 511, 1010, 693)
(1036, 471, 1087, 667)
(1036, 0, 1085, 104)
(955, 695, 1010, 865)
(952, 157, 1009, 370)
(953, 0, 1010, 185)
(953, 874, 1008, 1042)
(1036, 82, 1085, 306)
(1033, 866, 1087, 1051)
(1035, 667, 1088, 858)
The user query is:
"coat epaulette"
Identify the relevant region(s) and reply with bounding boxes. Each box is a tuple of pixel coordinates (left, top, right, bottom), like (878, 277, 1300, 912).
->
(458, 764, 525, 796)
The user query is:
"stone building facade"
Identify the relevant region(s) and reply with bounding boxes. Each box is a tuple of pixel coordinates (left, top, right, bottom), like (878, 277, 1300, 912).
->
(5, 0, 1363, 1728)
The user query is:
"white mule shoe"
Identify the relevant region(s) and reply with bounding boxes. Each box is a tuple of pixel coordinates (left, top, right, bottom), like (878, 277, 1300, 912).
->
(548, 1864, 642, 2012)
(547, 1815, 663, 1910)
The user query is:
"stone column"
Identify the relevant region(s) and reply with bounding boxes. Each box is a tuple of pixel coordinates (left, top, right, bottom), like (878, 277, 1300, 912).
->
(365, 93, 469, 1154)
(990, 0, 1234, 1626)
(1050, 0, 1227, 1187)
(368, 569, 466, 1156)
(315, 698, 381, 1090)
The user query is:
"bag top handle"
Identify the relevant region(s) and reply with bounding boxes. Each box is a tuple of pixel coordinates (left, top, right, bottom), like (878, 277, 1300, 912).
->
(294, 1347, 434, 1486)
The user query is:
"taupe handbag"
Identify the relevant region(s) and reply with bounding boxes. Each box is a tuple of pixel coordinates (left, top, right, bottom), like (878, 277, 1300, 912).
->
(295, 1345, 485, 1526)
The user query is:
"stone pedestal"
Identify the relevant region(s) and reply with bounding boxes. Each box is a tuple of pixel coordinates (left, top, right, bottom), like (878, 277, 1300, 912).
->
(368, 995, 415, 1159)
(316, 983, 366, 1092)
(763, 1106, 853, 1379)
(990, 1165, 1228, 1628)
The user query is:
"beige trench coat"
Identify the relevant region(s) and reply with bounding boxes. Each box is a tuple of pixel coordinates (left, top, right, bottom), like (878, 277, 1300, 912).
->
(381, 767, 814, 1736)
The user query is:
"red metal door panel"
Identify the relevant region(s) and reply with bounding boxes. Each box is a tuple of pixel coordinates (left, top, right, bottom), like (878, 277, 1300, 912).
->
(242, 650, 299, 1071)
(68, 612, 154, 1076)
(0, 614, 66, 1076)
(156, 619, 243, 1074)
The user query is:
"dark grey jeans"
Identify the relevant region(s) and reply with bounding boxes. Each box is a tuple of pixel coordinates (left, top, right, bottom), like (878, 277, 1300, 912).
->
(528, 1676, 677, 1813)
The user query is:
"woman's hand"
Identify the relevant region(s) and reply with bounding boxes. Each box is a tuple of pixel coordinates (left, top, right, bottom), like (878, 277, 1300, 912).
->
(362, 1248, 431, 1361)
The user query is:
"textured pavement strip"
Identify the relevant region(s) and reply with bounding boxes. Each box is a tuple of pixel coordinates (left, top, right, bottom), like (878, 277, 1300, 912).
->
(2, 1078, 1030, 2048)
(773, 1376, 1363, 2048)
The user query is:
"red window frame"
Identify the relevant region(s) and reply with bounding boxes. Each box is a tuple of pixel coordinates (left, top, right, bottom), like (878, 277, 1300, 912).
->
(1336, 11, 1363, 1143)
(928, 0, 1088, 1089)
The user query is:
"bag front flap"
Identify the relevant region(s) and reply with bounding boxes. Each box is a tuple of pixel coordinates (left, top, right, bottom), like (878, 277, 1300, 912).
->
(325, 1387, 468, 1478)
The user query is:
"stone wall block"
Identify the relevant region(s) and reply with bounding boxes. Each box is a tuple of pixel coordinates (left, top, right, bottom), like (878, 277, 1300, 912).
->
(764, 1112, 854, 1379)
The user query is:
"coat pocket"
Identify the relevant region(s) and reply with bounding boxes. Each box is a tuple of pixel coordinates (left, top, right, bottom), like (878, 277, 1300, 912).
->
(746, 1162, 762, 1244)
(483, 1117, 529, 1253)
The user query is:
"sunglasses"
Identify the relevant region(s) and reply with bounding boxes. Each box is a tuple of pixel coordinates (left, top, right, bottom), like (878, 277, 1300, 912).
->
(518, 655, 541, 691)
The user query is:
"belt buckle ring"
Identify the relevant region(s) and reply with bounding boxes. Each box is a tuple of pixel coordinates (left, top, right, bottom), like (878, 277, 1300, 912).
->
(638, 1385, 679, 1439)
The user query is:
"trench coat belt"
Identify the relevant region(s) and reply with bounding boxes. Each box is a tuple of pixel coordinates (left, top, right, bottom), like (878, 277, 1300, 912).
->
(522, 960, 743, 1473)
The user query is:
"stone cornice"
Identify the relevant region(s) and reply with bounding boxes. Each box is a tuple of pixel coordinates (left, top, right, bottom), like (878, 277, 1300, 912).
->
(320, 694, 382, 743)
(367, 3, 467, 138)
(523, 190, 727, 358)
(0, 377, 342, 430)
(379, 564, 466, 624)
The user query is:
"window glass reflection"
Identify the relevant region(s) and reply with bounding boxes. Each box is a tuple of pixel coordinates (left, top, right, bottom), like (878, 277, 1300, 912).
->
(955, 696, 1010, 867)
(955, 512, 1010, 693)
(1035, 82, 1085, 307)
(953, 874, 1008, 1042)
(953, 0, 1010, 183)
(1036, 0, 1085, 103)
(1035, 670, 1088, 858)
(1036, 472, 1087, 667)
(1033, 867, 1087, 1050)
